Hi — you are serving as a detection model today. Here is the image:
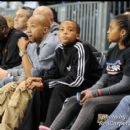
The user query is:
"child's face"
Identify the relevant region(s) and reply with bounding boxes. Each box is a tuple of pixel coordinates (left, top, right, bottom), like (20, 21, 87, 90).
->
(58, 21, 80, 45)
(107, 20, 122, 43)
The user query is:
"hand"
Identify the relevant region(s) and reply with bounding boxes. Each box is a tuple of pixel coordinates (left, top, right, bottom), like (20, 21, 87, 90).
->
(0, 68, 8, 80)
(80, 89, 93, 105)
(17, 76, 27, 84)
(18, 37, 30, 51)
(25, 77, 43, 89)
(27, 80, 43, 89)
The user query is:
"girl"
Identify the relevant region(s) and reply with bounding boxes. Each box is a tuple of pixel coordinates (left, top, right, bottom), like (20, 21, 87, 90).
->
(39, 14, 130, 130)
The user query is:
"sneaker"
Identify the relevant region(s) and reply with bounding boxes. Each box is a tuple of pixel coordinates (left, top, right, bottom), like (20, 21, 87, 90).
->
(39, 125, 51, 130)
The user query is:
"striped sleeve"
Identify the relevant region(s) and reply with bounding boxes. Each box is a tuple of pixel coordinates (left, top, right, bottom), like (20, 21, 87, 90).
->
(49, 42, 86, 88)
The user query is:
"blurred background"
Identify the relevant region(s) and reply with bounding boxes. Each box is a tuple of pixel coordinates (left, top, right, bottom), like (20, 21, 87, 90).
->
(0, 1, 130, 51)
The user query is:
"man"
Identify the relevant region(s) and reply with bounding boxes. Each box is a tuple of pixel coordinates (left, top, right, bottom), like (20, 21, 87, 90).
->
(14, 6, 34, 32)
(33, 6, 59, 35)
(0, 14, 59, 130)
(0, 7, 34, 86)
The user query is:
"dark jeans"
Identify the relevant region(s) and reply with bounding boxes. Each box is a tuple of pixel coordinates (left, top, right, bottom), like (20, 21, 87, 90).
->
(45, 85, 88, 127)
(50, 94, 127, 130)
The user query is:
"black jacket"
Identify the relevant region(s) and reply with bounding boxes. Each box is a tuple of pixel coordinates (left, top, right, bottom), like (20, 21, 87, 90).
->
(0, 28, 27, 69)
(44, 41, 101, 88)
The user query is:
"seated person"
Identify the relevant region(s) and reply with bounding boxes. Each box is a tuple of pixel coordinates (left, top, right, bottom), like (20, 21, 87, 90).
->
(0, 7, 34, 85)
(17, 20, 101, 130)
(0, 6, 60, 87)
(0, 15, 27, 70)
(0, 14, 59, 130)
(36, 14, 130, 130)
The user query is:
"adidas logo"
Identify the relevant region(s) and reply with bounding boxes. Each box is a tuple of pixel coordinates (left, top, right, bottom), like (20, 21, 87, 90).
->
(67, 65, 71, 71)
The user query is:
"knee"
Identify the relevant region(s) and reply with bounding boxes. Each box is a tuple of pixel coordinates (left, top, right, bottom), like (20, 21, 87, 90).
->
(83, 98, 98, 109)
(52, 85, 67, 96)
(62, 96, 79, 110)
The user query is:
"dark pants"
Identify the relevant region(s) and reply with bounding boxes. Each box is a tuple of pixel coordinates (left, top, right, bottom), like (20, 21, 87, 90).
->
(50, 94, 127, 130)
(45, 85, 88, 126)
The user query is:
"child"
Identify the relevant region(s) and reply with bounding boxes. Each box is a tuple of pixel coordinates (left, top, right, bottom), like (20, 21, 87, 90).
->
(38, 14, 130, 130)
(18, 20, 101, 130)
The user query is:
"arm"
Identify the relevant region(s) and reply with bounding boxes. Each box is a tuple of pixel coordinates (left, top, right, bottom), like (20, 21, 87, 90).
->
(92, 75, 130, 97)
(89, 73, 109, 90)
(43, 64, 60, 80)
(23, 56, 60, 89)
(42, 54, 60, 84)
(81, 49, 130, 104)
(18, 37, 32, 77)
(1, 30, 27, 69)
(48, 43, 87, 88)
(97, 51, 130, 96)
(8, 67, 23, 77)
(80, 75, 130, 104)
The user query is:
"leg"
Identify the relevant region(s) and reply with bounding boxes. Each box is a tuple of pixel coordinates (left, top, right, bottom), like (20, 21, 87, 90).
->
(17, 85, 52, 130)
(0, 82, 16, 116)
(45, 85, 85, 126)
(100, 96, 130, 130)
(50, 96, 81, 130)
(0, 75, 21, 88)
(120, 116, 130, 130)
(0, 77, 14, 88)
(0, 81, 32, 130)
(70, 95, 126, 130)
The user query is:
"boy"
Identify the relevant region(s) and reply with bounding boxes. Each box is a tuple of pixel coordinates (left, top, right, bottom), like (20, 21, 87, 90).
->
(18, 20, 101, 130)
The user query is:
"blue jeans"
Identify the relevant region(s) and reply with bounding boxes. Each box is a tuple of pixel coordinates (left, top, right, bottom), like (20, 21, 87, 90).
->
(0, 68, 24, 87)
(0, 76, 21, 87)
(99, 96, 130, 130)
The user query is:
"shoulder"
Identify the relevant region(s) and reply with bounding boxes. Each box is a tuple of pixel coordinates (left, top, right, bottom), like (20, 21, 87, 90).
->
(123, 46, 130, 59)
(50, 22, 59, 35)
(82, 41, 98, 52)
(74, 41, 93, 54)
(44, 33, 60, 49)
(55, 43, 63, 51)
(74, 41, 85, 50)
(46, 33, 60, 43)
(10, 28, 27, 38)
(124, 46, 130, 54)
(106, 45, 117, 57)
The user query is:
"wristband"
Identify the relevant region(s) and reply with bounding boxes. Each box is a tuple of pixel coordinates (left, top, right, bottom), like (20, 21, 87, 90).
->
(98, 89, 102, 96)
